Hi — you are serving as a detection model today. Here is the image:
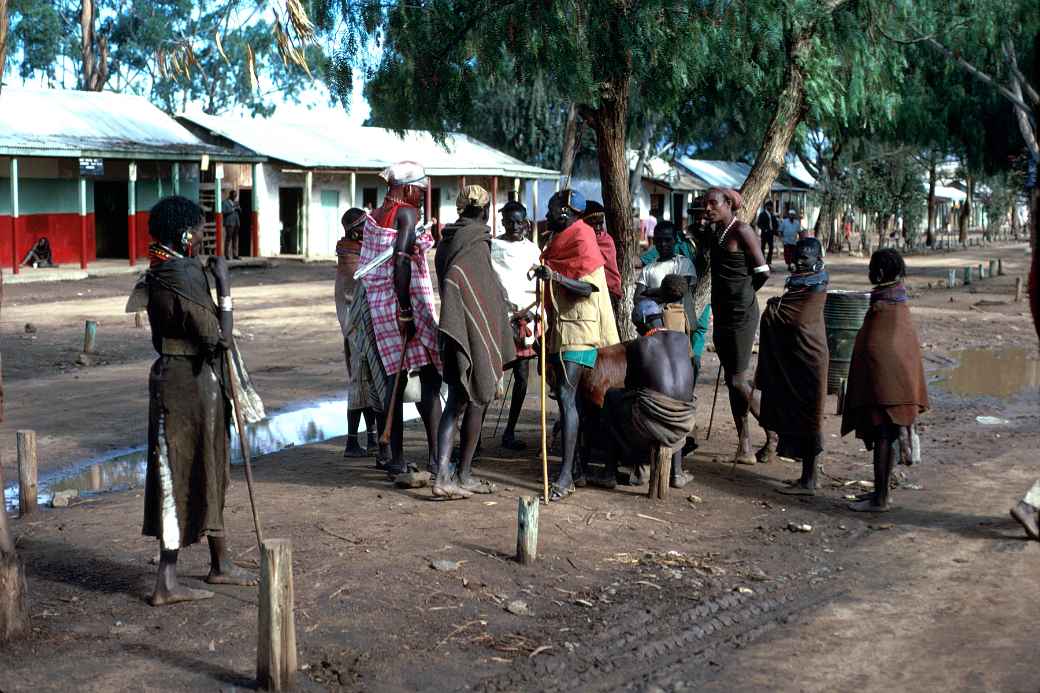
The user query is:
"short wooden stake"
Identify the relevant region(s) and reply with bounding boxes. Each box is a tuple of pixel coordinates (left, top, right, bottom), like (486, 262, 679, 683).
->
(83, 320, 98, 353)
(0, 463, 30, 643)
(989, 260, 998, 279)
(16, 431, 37, 516)
(836, 378, 848, 416)
(258, 539, 297, 692)
(946, 269, 957, 288)
(648, 446, 672, 500)
(998, 258, 1004, 276)
(516, 496, 540, 565)
(963, 266, 972, 285)
(1015, 277, 1024, 303)
(134, 311, 144, 329)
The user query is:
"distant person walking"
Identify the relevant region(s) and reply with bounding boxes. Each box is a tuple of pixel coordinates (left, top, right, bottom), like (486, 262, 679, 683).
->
(756, 200, 779, 266)
(222, 190, 241, 259)
(779, 208, 801, 270)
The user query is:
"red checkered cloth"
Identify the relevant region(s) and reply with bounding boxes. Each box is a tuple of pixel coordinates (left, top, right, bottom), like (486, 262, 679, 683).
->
(360, 205, 441, 375)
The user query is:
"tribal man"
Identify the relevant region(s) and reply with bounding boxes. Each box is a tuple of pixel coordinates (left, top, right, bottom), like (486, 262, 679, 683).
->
(142, 196, 256, 606)
(536, 189, 620, 501)
(841, 248, 929, 512)
(592, 299, 697, 490)
(490, 201, 541, 450)
(336, 208, 380, 458)
(702, 188, 770, 465)
(363, 162, 443, 479)
(432, 186, 516, 498)
(755, 238, 830, 495)
(582, 201, 623, 321)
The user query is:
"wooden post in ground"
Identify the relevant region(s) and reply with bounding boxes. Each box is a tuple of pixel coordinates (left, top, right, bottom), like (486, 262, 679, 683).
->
(0, 464, 30, 643)
(516, 496, 539, 565)
(1015, 277, 1024, 302)
(258, 539, 297, 692)
(989, 260, 998, 279)
(83, 320, 98, 354)
(16, 431, 37, 516)
(134, 311, 144, 329)
(946, 269, 957, 288)
(837, 378, 848, 416)
(648, 446, 672, 500)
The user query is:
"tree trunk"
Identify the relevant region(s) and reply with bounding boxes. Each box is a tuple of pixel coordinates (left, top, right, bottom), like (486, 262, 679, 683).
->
(0, 0, 9, 95)
(559, 103, 579, 187)
(80, 0, 107, 91)
(926, 161, 937, 247)
(739, 34, 810, 222)
(0, 269, 28, 644)
(587, 82, 636, 341)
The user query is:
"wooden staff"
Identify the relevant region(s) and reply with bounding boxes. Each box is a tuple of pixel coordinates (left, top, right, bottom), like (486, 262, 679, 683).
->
(538, 277, 549, 504)
(225, 347, 263, 550)
(380, 346, 411, 444)
(706, 363, 723, 440)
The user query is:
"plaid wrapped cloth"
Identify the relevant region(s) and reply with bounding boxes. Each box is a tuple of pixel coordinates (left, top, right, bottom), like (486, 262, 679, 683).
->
(359, 210, 440, 375)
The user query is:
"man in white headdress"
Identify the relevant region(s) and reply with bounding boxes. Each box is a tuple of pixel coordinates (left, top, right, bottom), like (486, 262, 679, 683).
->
(359, 161, 443, 479)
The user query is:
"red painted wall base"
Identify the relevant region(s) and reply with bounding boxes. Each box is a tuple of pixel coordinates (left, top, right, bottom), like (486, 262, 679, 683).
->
(1, 213, 97, 269)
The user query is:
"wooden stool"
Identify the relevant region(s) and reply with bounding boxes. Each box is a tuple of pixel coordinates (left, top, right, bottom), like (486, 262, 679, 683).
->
(648, 446, 673, 500)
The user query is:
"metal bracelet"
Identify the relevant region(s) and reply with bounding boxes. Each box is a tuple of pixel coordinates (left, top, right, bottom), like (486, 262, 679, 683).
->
(219, 295, 233, 311)
(752, 264, 770, 274)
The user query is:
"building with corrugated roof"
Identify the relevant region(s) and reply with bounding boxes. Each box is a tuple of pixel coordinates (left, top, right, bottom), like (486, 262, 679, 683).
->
(178, 111, 560, 258)
(0, 88, 260, 272)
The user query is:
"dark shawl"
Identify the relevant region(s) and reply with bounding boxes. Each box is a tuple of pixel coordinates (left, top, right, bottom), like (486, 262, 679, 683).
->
(756, 288, 829, 459)
(711, 244, 759, 374)
(628, 388, 697, 449)
(143, 257, 231, 550)
(841, 300, 930, 439)
(435, 217, 516, 405)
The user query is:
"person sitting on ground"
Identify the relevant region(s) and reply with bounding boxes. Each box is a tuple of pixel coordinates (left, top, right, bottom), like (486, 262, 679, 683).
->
(840, 248, 929, 512)
(336, 208, 381, 459)
(754, 237, 830, 495)
(21, 237, 56, 268)
(490, 201, 541, 451)
(592, 299, 696, 490)
(432, 186, 516, 499)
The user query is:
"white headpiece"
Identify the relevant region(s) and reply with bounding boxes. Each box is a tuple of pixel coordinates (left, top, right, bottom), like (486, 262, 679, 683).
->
(380, 161, 428, 189)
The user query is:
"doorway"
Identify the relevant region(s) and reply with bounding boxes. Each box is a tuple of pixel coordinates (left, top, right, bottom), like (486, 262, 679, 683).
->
(672, 192, 686, 229)
(279, 187, 304, 255)
(94, 181, 129, 259)
(237, 189, 254, 256)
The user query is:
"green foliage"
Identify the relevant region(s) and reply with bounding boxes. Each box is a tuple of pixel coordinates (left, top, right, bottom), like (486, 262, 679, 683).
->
(848, 150, 926, 240)
(3, 0, 325, 115)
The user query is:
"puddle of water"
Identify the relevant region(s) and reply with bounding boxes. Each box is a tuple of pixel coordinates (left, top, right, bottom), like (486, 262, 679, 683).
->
(935, 348, 1040, 398)
(4, 400, 420, 511)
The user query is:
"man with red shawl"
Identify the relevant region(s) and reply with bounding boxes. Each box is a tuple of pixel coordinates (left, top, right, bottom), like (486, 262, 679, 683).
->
(535, 189, 620, 500)
(363, 161, 443, 479)
(582, 201, 623, 321)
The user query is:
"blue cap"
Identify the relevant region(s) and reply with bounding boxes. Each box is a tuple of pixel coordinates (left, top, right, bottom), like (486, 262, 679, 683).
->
(632, 298, 663, 326)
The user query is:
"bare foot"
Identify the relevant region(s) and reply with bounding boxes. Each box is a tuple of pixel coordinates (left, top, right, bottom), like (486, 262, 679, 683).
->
(848, 497, 890, 513)
(777, 483, 815, 496)
(755, 445, 778, 465)
(733, 453, 756, 466)
(432, 481, 473, 500)
(459, 478, 497, 494)
(149, 585, 214, 606)
(206, 562, 258, 586)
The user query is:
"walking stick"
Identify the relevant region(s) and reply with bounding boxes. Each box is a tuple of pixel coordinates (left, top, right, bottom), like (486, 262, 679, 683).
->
(491, 369, 514, 439)
(706, 362, 723, 441)
(538, 277, 549, 504)
(381, 346, 411, 444)
(224, 347, 263, 550)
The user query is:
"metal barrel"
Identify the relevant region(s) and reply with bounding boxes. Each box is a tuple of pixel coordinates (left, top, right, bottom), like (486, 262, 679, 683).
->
(824, 290, 871, 395)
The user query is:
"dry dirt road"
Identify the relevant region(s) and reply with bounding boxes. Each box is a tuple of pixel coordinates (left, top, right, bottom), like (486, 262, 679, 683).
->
(0, 243, 1037, 692)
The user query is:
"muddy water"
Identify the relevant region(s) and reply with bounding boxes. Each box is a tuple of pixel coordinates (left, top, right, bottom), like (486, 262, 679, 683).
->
(4, 400, 420, 511)
(936, 348, 1040, 398)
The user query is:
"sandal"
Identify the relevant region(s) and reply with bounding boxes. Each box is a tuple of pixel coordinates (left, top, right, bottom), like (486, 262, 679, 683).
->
(549, 483, 575, 502)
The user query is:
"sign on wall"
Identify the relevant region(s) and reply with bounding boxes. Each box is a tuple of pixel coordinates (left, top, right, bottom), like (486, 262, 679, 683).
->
(79, 157, 104, 177)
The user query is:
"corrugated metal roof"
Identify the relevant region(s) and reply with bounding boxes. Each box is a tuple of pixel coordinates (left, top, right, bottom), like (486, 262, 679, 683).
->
(677, 158, 814, 192)
(0, 88, 255, 160)
(632, 155, 706, 191)
(179, 111, 559, 179)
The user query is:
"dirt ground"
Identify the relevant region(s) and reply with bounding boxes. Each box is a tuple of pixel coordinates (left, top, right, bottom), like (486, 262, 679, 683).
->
(0, 243, 1037, 692)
